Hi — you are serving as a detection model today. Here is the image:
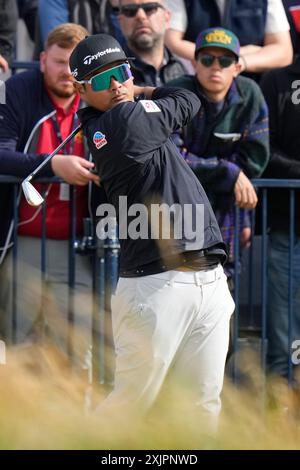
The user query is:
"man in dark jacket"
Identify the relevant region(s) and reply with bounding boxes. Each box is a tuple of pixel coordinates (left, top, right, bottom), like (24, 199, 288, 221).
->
(261, 58, 300, 382)
(118, 0, 186, 86)
(70, 33, 234, 418)
(0, 24, 99, 362)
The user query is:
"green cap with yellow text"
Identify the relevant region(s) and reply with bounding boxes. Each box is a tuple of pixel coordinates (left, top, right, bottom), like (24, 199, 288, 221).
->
(195, 27, 240, 59)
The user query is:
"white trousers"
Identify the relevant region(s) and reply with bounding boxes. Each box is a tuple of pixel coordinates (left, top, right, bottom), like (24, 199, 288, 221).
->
(102, 264, 234, 417)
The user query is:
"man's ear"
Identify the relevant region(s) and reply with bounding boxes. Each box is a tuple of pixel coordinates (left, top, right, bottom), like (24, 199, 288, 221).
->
(40, 51, 46, 73)
(234, 62, 242, 77)
(73, 81, 85, 96)
(164, 8, 171, 28)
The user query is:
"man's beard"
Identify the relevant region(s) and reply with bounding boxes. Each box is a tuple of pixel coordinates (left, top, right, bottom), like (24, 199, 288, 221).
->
(45, 74, 76, 99)
(130, 32, 161, 52)
(48, 83, 75, 99)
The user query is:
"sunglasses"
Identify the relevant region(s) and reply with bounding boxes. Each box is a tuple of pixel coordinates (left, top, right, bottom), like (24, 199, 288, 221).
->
(120, 2, 164, 17)
(197, 54, 237, 69)
(77, 63, 132, 91)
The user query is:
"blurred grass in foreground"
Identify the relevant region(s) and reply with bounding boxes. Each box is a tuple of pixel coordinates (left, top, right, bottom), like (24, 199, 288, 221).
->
(0, 343, 299, 450)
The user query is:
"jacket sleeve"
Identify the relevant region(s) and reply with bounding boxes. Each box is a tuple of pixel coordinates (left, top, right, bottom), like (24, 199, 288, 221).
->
(101, 87, 201, 156)
(0, 79, 53, 177)
(189, 159, 241, 193)
(152, 86, 201, 131)
(0, 0, 18, 65)
(0, 147, 52, 177)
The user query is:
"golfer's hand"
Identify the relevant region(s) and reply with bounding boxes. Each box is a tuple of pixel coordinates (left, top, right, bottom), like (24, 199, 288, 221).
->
(0, 55, 9, 73)
(234, 171, 258, 209)
(51, 154, 100, 186)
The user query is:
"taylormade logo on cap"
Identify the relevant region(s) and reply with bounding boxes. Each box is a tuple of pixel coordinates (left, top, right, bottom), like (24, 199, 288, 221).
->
(69, 34, 134, 81)
(83, 47, 122, 66)
(205, 29, 232, 46)
(195, 27, 240, 58)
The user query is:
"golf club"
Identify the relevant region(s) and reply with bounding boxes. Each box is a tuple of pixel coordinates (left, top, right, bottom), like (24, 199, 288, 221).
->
(22, 124, 82, 206)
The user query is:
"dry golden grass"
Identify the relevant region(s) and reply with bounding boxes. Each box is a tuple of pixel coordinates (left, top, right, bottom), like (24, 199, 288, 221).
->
(0, 342, 299, 450)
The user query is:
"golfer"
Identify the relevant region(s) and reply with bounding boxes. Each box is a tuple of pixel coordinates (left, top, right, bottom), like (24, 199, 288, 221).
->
(70, 34, 234, 418)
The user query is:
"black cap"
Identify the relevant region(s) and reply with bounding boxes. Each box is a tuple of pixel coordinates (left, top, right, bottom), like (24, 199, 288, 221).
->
(69, 34, 134, 81)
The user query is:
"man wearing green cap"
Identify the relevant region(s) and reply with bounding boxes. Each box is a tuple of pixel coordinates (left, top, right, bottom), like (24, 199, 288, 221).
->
(167, 27, 269, 280)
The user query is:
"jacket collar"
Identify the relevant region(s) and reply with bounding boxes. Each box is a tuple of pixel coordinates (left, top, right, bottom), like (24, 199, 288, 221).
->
(77, 106, 103, 125)
(194, 75, 243, 107)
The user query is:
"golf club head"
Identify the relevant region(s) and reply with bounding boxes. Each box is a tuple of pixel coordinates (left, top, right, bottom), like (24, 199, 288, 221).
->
(22, 179, 44, 206)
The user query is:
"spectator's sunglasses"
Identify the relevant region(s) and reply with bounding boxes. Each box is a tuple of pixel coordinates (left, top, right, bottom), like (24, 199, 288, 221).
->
(120, 2, 164, 17)
(197, 53, 237, 69)
(77, 63, 132, 91)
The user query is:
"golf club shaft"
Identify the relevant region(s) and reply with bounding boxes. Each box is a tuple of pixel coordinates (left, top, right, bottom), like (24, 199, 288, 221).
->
(26, 124, 83, 182)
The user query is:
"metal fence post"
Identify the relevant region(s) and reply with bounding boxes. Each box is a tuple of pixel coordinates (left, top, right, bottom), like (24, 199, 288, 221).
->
(92, 217, 120, 388)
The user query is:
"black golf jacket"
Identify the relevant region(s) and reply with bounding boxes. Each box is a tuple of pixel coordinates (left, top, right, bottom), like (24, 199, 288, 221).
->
(78, 87, 226, 275)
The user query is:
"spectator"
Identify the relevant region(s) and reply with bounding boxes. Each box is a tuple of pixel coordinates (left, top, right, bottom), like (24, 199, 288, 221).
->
(260, 58, 300, 382)
(0, 0, 18, 72)
(167, 28, 269, 279)
(164, 0, 293, 76)
(118, 0, 186, 86)
(0, 24, 99, 363)
(39, 0, 122, 46)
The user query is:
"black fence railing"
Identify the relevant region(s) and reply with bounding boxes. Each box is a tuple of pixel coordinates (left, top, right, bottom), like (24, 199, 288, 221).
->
(0, 175, 119, 388)
(231, 179, 300, 385)
(0, 176, 299, 387)
(11, 60, 39, 74)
